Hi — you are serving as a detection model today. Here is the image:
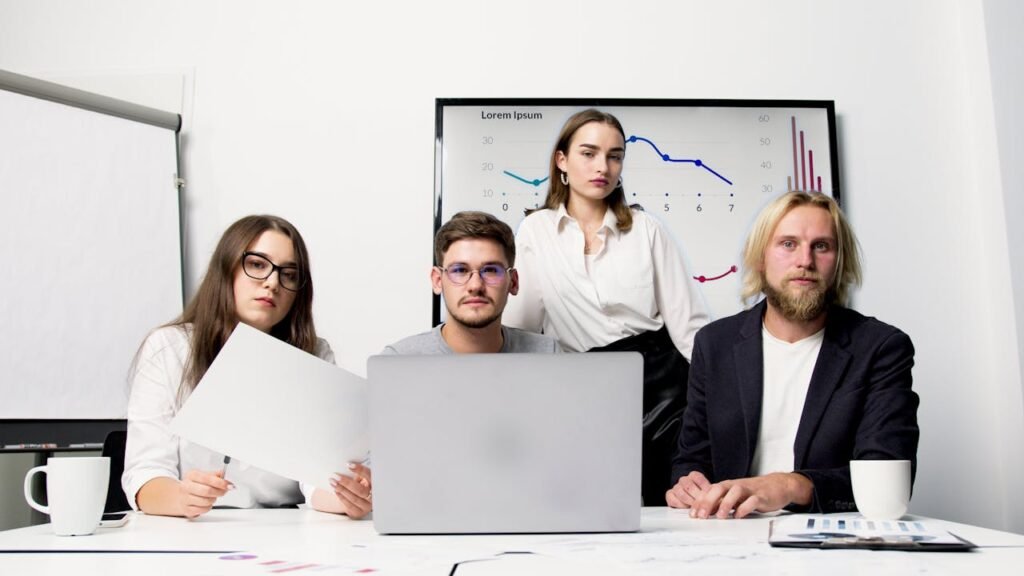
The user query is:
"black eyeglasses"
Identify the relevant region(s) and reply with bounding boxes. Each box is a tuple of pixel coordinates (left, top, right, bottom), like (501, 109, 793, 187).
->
(241, 252, 304, 291)
(437, 264, 512, 286)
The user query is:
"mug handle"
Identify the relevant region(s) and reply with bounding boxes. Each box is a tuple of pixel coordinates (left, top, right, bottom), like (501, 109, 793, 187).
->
(23, 465, 50, 515)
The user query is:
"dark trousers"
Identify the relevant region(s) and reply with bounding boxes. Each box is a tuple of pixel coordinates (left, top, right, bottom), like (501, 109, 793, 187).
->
(590, 326, 689, 506)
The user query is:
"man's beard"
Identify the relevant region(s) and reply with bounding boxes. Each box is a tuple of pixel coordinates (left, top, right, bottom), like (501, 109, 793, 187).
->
(763, 272, 833, 322)
(447, 294, 502, 329)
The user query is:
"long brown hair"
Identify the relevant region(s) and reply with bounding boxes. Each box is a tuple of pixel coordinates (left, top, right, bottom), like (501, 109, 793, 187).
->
(171, 215, 319, 400)
(529, 108, 633, 232)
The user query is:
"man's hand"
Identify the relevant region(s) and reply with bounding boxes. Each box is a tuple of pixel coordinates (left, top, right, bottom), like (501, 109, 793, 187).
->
(686, 472, 812, 519)
(666, 471, 712, 509)
(178, 469, 233, 518)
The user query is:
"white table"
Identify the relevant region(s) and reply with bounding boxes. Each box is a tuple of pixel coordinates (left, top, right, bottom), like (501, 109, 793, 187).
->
(1, 508, 1022, 575)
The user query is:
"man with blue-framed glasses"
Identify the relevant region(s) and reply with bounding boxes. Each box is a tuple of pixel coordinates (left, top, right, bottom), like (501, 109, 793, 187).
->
(383, 211, 559, 355)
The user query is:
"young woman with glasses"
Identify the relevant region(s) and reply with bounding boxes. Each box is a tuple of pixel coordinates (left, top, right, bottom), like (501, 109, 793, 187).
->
(122, 215, 371, 519)
(503, 109, 709, 506)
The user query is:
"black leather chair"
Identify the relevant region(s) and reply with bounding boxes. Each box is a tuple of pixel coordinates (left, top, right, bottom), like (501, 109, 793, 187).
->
(102, 430, 132, 513)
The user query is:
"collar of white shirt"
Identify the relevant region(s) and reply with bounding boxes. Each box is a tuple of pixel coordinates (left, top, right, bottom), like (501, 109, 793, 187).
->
(554, 203, 622, 238)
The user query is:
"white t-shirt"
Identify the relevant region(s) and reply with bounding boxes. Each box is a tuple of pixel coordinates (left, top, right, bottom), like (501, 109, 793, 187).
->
(750, 324, 824, 477)
(122, 324, 335, 510)
(504, 204, 707, 356)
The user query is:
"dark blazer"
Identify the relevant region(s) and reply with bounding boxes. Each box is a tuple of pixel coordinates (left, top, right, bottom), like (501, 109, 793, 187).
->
(670, 300, 919, 513)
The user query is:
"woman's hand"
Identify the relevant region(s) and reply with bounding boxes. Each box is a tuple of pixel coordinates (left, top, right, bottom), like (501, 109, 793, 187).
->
(177, 469, 233, 518)
(310, 462, 373, 518)
(330, 462, 373, 519)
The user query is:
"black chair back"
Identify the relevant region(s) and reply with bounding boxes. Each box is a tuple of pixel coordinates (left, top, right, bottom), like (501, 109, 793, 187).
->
(102, 430, 131, 512)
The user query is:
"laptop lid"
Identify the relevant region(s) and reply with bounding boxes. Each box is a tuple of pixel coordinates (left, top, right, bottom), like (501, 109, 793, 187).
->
(368, 352, 642, 534)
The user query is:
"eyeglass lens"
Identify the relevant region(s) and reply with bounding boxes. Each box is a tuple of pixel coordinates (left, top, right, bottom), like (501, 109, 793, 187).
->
(444, 264, 507, 286)
(242, 253, 302, 291)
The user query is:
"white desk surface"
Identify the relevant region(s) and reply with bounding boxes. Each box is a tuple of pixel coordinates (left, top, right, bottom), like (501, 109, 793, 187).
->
(1, 507, 1022, 575)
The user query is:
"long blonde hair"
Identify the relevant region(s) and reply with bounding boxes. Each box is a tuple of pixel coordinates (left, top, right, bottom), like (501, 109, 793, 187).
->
(741, 192, 862, 307)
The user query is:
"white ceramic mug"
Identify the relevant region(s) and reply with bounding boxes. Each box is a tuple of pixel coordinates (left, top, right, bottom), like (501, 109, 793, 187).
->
(850, 459, 911, 520)
(23, 457, 110, 536)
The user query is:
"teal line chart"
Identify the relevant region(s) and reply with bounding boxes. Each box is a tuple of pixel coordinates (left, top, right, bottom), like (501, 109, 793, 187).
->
(503, 170, 548, 187)
(627, 135, 734, 186)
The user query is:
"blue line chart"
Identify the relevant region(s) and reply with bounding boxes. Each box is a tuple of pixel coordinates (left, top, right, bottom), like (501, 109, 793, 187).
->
(503, 170, 549, 187)
(627, 135, 733, 185)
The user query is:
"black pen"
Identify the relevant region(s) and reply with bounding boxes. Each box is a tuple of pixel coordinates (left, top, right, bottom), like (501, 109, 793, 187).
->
(220, 455, 236, 491)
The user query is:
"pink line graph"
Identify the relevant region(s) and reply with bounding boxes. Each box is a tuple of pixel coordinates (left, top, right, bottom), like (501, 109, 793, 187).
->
(694, 265, 738, 283)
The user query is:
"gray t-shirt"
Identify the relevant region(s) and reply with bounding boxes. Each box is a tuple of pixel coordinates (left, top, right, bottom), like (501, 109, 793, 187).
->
(382, 324, 559, 355)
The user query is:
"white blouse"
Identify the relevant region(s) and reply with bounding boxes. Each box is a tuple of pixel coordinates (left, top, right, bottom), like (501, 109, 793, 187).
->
(122, 324, 336, 511)
(504, 204, 708, 357)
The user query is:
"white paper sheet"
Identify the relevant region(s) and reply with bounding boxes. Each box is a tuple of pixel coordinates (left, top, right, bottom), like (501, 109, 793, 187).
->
(170, 323, 368, 491)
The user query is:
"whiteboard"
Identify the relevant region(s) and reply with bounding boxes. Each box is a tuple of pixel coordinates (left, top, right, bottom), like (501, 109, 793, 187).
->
(435, 99, 838, 322)
(0, 75, 182, 420)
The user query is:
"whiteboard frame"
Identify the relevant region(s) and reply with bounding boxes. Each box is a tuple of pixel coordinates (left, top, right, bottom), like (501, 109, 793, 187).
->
(0, 69, 183, 450)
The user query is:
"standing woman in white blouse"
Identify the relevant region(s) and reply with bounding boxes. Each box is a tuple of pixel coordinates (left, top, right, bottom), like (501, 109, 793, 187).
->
(123, 215, 371, 519)
(504, 109, 709, 506)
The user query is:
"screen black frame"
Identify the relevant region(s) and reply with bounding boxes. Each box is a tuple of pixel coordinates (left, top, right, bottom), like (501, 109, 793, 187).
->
(432, 97, 840, 326)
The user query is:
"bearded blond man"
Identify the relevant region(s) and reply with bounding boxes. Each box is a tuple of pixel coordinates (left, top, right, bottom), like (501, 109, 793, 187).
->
(667, 191, 919, 518)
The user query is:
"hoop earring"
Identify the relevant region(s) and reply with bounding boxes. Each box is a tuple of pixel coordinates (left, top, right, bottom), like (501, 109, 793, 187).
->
(560, 172, 568, 185)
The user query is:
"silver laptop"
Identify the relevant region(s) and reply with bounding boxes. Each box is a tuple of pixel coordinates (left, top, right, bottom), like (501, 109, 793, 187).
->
(367, 352, 642, 534)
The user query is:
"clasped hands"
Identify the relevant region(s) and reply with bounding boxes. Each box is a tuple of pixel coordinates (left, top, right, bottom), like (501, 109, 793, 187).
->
(665, 470, 812, 519)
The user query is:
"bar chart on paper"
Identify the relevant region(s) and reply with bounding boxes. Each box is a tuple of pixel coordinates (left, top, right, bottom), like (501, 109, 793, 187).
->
(437, 101, 838, 319)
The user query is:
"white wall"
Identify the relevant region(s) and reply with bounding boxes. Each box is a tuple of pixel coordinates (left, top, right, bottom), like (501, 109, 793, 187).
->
(1, 0, 1021, 533)
(983, 0, 1024, 534)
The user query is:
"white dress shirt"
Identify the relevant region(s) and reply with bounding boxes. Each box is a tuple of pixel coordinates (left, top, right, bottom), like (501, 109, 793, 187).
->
(122, 324, 335, 510)
(504, 205, 708, 357)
